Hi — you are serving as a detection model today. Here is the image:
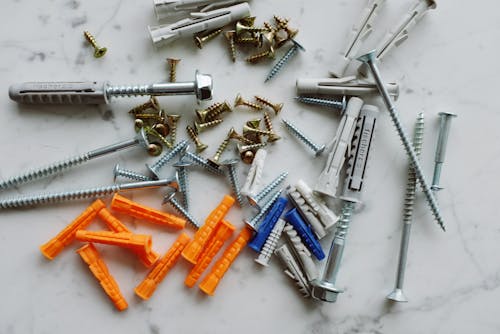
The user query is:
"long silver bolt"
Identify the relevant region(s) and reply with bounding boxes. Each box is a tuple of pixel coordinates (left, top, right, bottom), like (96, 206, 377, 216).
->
(146, 140, 188, 179)
(244, 189, 282, 230)
(387, 113, 425, 303)
(113, 163, 152, 182)
(163, 190, 201, 229)
(0, 129, 149, 191)
(247, 171, 288, 208)
(265, 40, 305, 82)
(357, 50, 445, 231)
(431, 112, 457, 191)
(173, 159, 191, 211)
(0, 178, 178, 210)
(282, 119, 325, 156)
(220, 159, 244, 207)
(183, 151, 224, 175)
(295, 96, 346, 113)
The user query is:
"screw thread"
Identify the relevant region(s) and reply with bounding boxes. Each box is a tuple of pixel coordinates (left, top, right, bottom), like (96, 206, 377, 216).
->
(295, 96, 344, 110)
(116, 167, 152, 182)
(265, 44, 299, 82)
(206, 103, 230, 122)
(167, 59, 180, 82)
(225, 33, 236, 62)
(169, 122, 178, 146)
(226, 165, 244, 206)
(198, 119, 224, 130)
(212, 138, 230, 162)
(184, 152, 223, 175)
(144, 127, 173, 149)
(83, 31, 98, 48)
(246, 50, 273, 63)
(256, 218, 286, 265)
(335, 201, 354, 239)
(176, 166, 190, 211)
(262, 111, 275, 133)
(254, 172, 287, 203)
(128, 98, 158, 114)
(107, 85, 151, 97)
(167, 196, 200, 229)
(240, 142, 267, 151)
(0, 153, 91, 191)
(150, 140, 187, 172)
(282, 119, 321, 152)
(247, 190, 281, 229)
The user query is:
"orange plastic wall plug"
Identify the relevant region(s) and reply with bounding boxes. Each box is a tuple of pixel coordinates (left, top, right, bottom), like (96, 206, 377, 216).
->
(199, 226, 253, 296)
(135, 232, 191, 300)
(75, 230, 152, 255)
(110, 194, 186, 229)
(98, 208, 160, 267)
(76, 243, 128, 311)
(184, 219, 235, 288)
(40, 199, 106, 260)
(182, 195, 235, 264)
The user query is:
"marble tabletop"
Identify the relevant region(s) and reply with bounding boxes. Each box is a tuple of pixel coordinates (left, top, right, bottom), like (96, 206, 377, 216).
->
(0, 0, 497, 333)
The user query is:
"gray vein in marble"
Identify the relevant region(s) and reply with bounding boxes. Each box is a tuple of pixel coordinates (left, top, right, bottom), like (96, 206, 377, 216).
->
(97, 0, 124, 34)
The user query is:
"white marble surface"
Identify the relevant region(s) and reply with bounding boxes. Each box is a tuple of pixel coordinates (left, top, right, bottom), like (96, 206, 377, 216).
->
(0, 0, 497, 333)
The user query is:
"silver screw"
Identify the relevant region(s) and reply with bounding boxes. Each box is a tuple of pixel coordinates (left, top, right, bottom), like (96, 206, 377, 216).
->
(265, 40, 305, 82)
(0, 178, 178, 210)
(388, 112, 425, 303)
(220, 159, 245, 207)
(0, 129, 149, 191)
(173, 159, 191, 212)
(183, 151, 224, 175)
(247, 172, 288, 208)
(431, 112, 457, 191)
(282, 119, 325, 156)
(163, 190, 201, 229)
(244, 190, 282, 230)
(357, 50, 445, 232)
(113, 163, 152, 182)
(295, 96, 346, 113)
(146, 140, 188, 179)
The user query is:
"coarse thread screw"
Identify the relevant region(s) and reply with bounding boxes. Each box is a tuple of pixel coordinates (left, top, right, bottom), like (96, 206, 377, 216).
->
(167, 58, 180, 82)
(224, 31, 237, 62)
(357, 51, 445, 231)
(147, 140, 188, 179)
(255, 218, 286, 266)
(295, 96, 346, 112)
(186, 125, 208, 153)
(388, 113, 425, 303)
(144, 126, 173, 149)
(234, 94, 263, 110)
(209, 136, 231, 166)
(183, 151, 224, 175)
(265, 39, 305, 82)
(246, 48, 275, 63)
(248, 172, 288, 208)
(128, 96, 161, 114)
(262, 111, 281, 142)
(196, 102, 224, 122)
(173, 160, 191, 212)
(244, 190, 282, 230)
(431, 112, 457, 192)
(166, 114, 181, 145)
(113, 163, 152, 182)
(228, 127, 254, 145)
(194, 119, 224, 133)
(84, 31, 107, 58)
(163, 191, 200, 229)
(194, 28, 223, 49)
(242, 125, 273, 137)
(221, 159, 244, 207)
(235, 21, 269, 36)
(205, 101, 232, 122)
(255, 96, 283, 115)
(238, 142, 267, 152)
(282, 119, 325, 156)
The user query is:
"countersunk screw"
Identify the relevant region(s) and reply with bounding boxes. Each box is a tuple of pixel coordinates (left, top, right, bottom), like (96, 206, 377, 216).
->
(273, 15, 298, 39)
(431, 112, 457, 192)
(83, 30, 107, 58)
(246, 48, 275, 63)
(295, 96, 346, 113)
(357, 50, 445, 231)
(163, 190, 201, 229)
(247, 171, 288, 208)
(146, 139, 188, 179)
(262, 111, 281, 142)
(224, 31, 237, 62)
(205, 101, 232, 121)
(208, 134, 231, 168)
(282, 119, 325, 156)
(235, 21, 269, 36)
(387, 113, 425, 303)
(194, 119, 224, 133)
(234, 94, 263, 111)
(144, 126, 173, 149)
(166, 114, 181, 145)
(221, 159, 245, 207)
(246, 119, 262, 129)
(128, 96, 161, 114)
(228, 127, 254, 145)
(265, 40, 304, 82)
(242, 125, 273, 137)
(173, 159, 191, 212)
(186, 125, 208, 153)
(194, 28, 223, 49)
(184, 151, 224, 175)
(167, 58, 181, 82)
(255, 96, 283, 115)
(113, 163, 152, 182)
(238, 142, 267, 152)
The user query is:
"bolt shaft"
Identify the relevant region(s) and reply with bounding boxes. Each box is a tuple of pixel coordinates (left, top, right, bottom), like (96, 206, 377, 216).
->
(282, 119, 324, 155)
(431, 112, 457, 191)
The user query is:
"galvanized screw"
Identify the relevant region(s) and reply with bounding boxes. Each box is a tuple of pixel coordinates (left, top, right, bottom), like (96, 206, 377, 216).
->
(186, 125, 208, 153)
(83, 31, 107, 58)
(163, 190, 201, 229)
(357, 50, 445, 231)
(235, 94, 263, 110)
(146, 139, 188, 179)
(113, 163, 152, 182)
(244, 189, 282, 230)
(282, 119, 325, 156)
(221, 159, 245, 207)
(265, 40, 305, 82)
(183, 151, 224, 175)
(247, 172, 288, 208)
(387, 113, 425, 303)
(194, 28, 223, 49)
(167, 58, 180, 82)
(173, 159, 191, 212)
(431, 112, 457, 191)
(295, 96, 346, 113)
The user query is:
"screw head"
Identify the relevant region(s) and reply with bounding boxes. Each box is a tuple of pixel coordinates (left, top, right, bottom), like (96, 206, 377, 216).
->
(113, 163, 121, 182)
(153, 123, 169, 137)
(194, 71, 213, 101)
(387, 288, 408, 303)
(438, 111, 458, 119)
(356, 50, 377, 64)
(291, 39, 305, 51)
(136, 128, 150, 149)
(311, 281, 342, 302)
(162, 188, 177, 205)
(147, 142, 163, 157)
(315, 144, 326, 157)
(94, 47, 107, 58)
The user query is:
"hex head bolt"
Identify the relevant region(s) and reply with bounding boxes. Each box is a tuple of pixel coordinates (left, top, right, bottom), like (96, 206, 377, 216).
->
(265, 39, 305, 82)
(146, 139, 188, 179)
(220, 159, 245, 207)
(0, 178, 178, 210)
(9, 70, 212, 104)
(0, 129, 149, 191)
(282, 119, 325, 156)
(163, 190, 201, 229)
(247, 171, 288, 208)
(357, 51, 445, 231)
(388, 113, 425, 303)
(431, 112, 457, 191)
(113, 163, 153, 182)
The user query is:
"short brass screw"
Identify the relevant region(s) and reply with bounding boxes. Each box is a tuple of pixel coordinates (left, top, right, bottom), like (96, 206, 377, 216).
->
(209, 131, 232, 167)
(238, 17, 256, 27)
(235, 35, 263, 48)
(194, 28, 223, 49)
(246, 48, 275, 63)
(235, 21, 269, 37)
(235, 94, 263, 111)
(83, 31, 107, 58)
(129, 96, 161, 114)
(167, 58, 181, 82)
(262, 111, 281, 142)
(134, 113, 164, 122)
(144, 126, 173, 149)
(134, 119, 144, 132)
(224, 31, 237, 62)
(166, 114, 181, 145)
(246, 119, 262, 129)
(255, 96, 283, 115)
(194, 119, 224, 133)
(228, 127, 254, 145)
(196, 102, 223, 122)
(239, 142, 267, 152)
(243, 125, 274, 137)
(186, 125, 208, 153)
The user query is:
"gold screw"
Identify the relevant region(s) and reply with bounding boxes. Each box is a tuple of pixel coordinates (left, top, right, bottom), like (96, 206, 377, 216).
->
(167, 58, 181, 82)
(147, 142, 163, 157)
(246, 47, 275, 63)
(166, 114, 181, 145)
(196, 102, 224, 122)
(262, 22, 277, 44)
(235, 94, 263, 110)
(273, 15, 298, 41)
(235, 21, 269, 37)
(246, 119, 262, 129)
(262, 111, 281, 142)
(134, 119, 145, 132)
(239, 142, 268, 152)
(224, 31, 237, 63)
(240, 150, 255, 164)
(186, 125, 208, 153)
(128, 96, 161, 114)
(134, 113, 164, 122)
(153, 123, 170, 137)
(243, 125, 274, 137)
(194, 119, 224, 133)
(205, 101, 232, 121)
(144, 126, 173, 149)
(194, 28, 223, 49)
(83, 31, 107, 58)
(228, 127, 254, 145)
(238, 17, 256, 27)
(235, 35, 263, 48)
(255, 96, 284, 115)
(209, 134, 231, 166)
